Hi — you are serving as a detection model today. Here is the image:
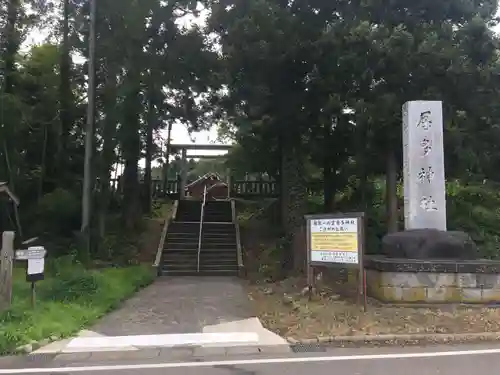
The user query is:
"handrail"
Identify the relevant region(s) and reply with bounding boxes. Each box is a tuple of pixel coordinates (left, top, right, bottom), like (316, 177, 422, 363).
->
(231, 199, 244, 277)
(197, 185, 208, 272)
(154, 200, 179, 271)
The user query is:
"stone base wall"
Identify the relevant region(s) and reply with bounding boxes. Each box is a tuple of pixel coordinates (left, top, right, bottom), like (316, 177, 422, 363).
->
(366, 270, 500, 303)
(365, 257, 500, 304)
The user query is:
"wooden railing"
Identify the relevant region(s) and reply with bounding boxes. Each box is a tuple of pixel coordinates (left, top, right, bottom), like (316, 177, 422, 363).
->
(231, 180, 278, 197)
(152, 179, 179, 197)
(110, 179, 280, 199)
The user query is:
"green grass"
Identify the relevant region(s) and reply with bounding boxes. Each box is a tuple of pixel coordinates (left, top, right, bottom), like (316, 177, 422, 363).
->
(0, 261, 155, 354)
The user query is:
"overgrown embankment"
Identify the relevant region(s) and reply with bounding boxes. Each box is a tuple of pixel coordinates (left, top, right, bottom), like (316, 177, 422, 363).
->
(0, 260, 155, 354)
(239, 182, 500, 280)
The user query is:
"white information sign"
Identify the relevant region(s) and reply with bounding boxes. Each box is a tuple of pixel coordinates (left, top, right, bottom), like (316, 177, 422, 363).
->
(309, 218, 359, 265)
(16, 246, 46, 260)
(27, 258, 45, 275)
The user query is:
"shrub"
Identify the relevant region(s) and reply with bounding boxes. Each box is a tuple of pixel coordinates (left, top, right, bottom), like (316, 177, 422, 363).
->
(36, 188, 80, 237)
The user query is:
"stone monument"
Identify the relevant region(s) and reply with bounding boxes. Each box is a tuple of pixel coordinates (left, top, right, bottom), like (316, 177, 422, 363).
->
(363, 101, 500, 304)
(402, 100, 446, 231)
(382, 100, 477, 260)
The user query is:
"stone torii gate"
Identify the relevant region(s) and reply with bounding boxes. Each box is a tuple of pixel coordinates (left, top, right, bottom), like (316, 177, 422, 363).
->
(170, 144, 232, 199)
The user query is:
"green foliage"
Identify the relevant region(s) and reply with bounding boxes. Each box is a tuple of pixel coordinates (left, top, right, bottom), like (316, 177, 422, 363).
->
(447, 182, 500, 258)
(0, 264, 155, 354)
(41, 256, 98, 302)
(257, 242, 287, 282)
(328, 181, 500, 258)
(35, 188, 81, 236)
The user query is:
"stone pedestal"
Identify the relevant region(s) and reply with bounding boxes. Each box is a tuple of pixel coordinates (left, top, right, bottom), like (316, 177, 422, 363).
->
(366, 257, 500, 304)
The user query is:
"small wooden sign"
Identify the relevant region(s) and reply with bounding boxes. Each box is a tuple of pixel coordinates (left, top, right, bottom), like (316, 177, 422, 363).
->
(15, 246, 46, 260)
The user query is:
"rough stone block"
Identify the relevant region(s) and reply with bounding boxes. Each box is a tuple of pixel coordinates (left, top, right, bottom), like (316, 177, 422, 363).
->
(375, 286, 401, 302)
(367, 284, 383, 301)
(457, 273, 477, 288)
(418, 273, 457, 288)
(365, 270, 381, 290)
(380, 272, 457, 289)
(477, 274, 500, 289)
(459, 287, 483, 303)
(481, 288, 500, 303)
(382, 229, 477, 259)
(425, 287, 460, 302)
(380, 272, 417, 287)
(401, 287, 426, 302)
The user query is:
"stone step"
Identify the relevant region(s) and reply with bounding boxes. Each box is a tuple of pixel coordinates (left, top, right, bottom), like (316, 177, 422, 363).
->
(163, 247, 237, 253)
(168, 227, 235, 234)
(159, 269, 238, 276)
(162, 259, 237, 266)
(161, 263, 238, 271)
(162, 252, 237, 259)
(168, 232, 236, 239)
(165, 238, 236, 247)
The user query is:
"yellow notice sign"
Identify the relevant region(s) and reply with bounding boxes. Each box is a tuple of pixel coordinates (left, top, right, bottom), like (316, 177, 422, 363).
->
(311, 232, 358, 252)
(309, 217, 360, 264)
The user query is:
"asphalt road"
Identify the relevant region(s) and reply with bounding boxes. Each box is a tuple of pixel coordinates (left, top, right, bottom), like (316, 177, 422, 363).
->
(4, 343, 500, 375)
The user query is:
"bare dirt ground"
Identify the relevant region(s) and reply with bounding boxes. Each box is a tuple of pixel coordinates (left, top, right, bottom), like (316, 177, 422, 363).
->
(238, 200, 500, 342)
(247, 275, 500, 340)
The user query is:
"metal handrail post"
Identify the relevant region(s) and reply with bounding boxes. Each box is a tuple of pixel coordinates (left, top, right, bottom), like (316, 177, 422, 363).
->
(197, 186, 207, 273)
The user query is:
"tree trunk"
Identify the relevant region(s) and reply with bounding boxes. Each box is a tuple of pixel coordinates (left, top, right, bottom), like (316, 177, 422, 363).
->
(280, 128, 307, 275)
(143, 87, 155, 214)
(4, 0, 19, 94)
(121, 74, 142, 231)
(323, 119, 334, 212)
(57, 0, 73, 183)
(162, 121, 173, 193)
(356, 118, 369, 212)
(1, 0, 21, 237)
(38, 124, 48, 201)
(98, 64, 118, 239)
(386, 150, 399, 233)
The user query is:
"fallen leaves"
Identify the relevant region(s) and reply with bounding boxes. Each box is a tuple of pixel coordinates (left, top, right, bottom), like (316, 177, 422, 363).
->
(247, 276, 500, 340)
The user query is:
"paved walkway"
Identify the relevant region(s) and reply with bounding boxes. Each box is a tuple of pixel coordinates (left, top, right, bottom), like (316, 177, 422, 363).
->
(92, 277, 252, 336)
(34, 276, 288, 354)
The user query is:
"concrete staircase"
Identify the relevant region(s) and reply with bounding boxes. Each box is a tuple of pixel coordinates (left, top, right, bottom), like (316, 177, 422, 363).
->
(160, 200, 239, 276)
(204, 201, 232, 222)
(175, 200, 201, 222)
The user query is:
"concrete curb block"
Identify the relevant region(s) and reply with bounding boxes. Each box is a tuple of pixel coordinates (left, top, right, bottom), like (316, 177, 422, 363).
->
(15, 335, 60, 355)
(286, 332, 500, 345)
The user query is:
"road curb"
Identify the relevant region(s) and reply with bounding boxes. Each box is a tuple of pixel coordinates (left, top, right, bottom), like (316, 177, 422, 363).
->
(14, 335, 61, 355)
(286, 332, 500, 345)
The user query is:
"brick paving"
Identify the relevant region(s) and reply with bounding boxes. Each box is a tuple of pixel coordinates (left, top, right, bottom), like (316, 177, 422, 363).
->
(90, 276, 253, 336)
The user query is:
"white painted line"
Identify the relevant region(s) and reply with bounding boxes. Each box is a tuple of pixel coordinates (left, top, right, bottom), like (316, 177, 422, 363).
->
(64, 332, 259, 351)
(5, 347, 500, 373)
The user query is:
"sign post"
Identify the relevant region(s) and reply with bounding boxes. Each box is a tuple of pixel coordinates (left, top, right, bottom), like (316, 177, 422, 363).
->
(304, 212, 367, 311)
(15, 246, 46, 308)
(0, 231, 15, 310)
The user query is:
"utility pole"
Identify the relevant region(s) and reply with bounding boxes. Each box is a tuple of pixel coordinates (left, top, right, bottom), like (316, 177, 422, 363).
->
(81, 0, 97, 253)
